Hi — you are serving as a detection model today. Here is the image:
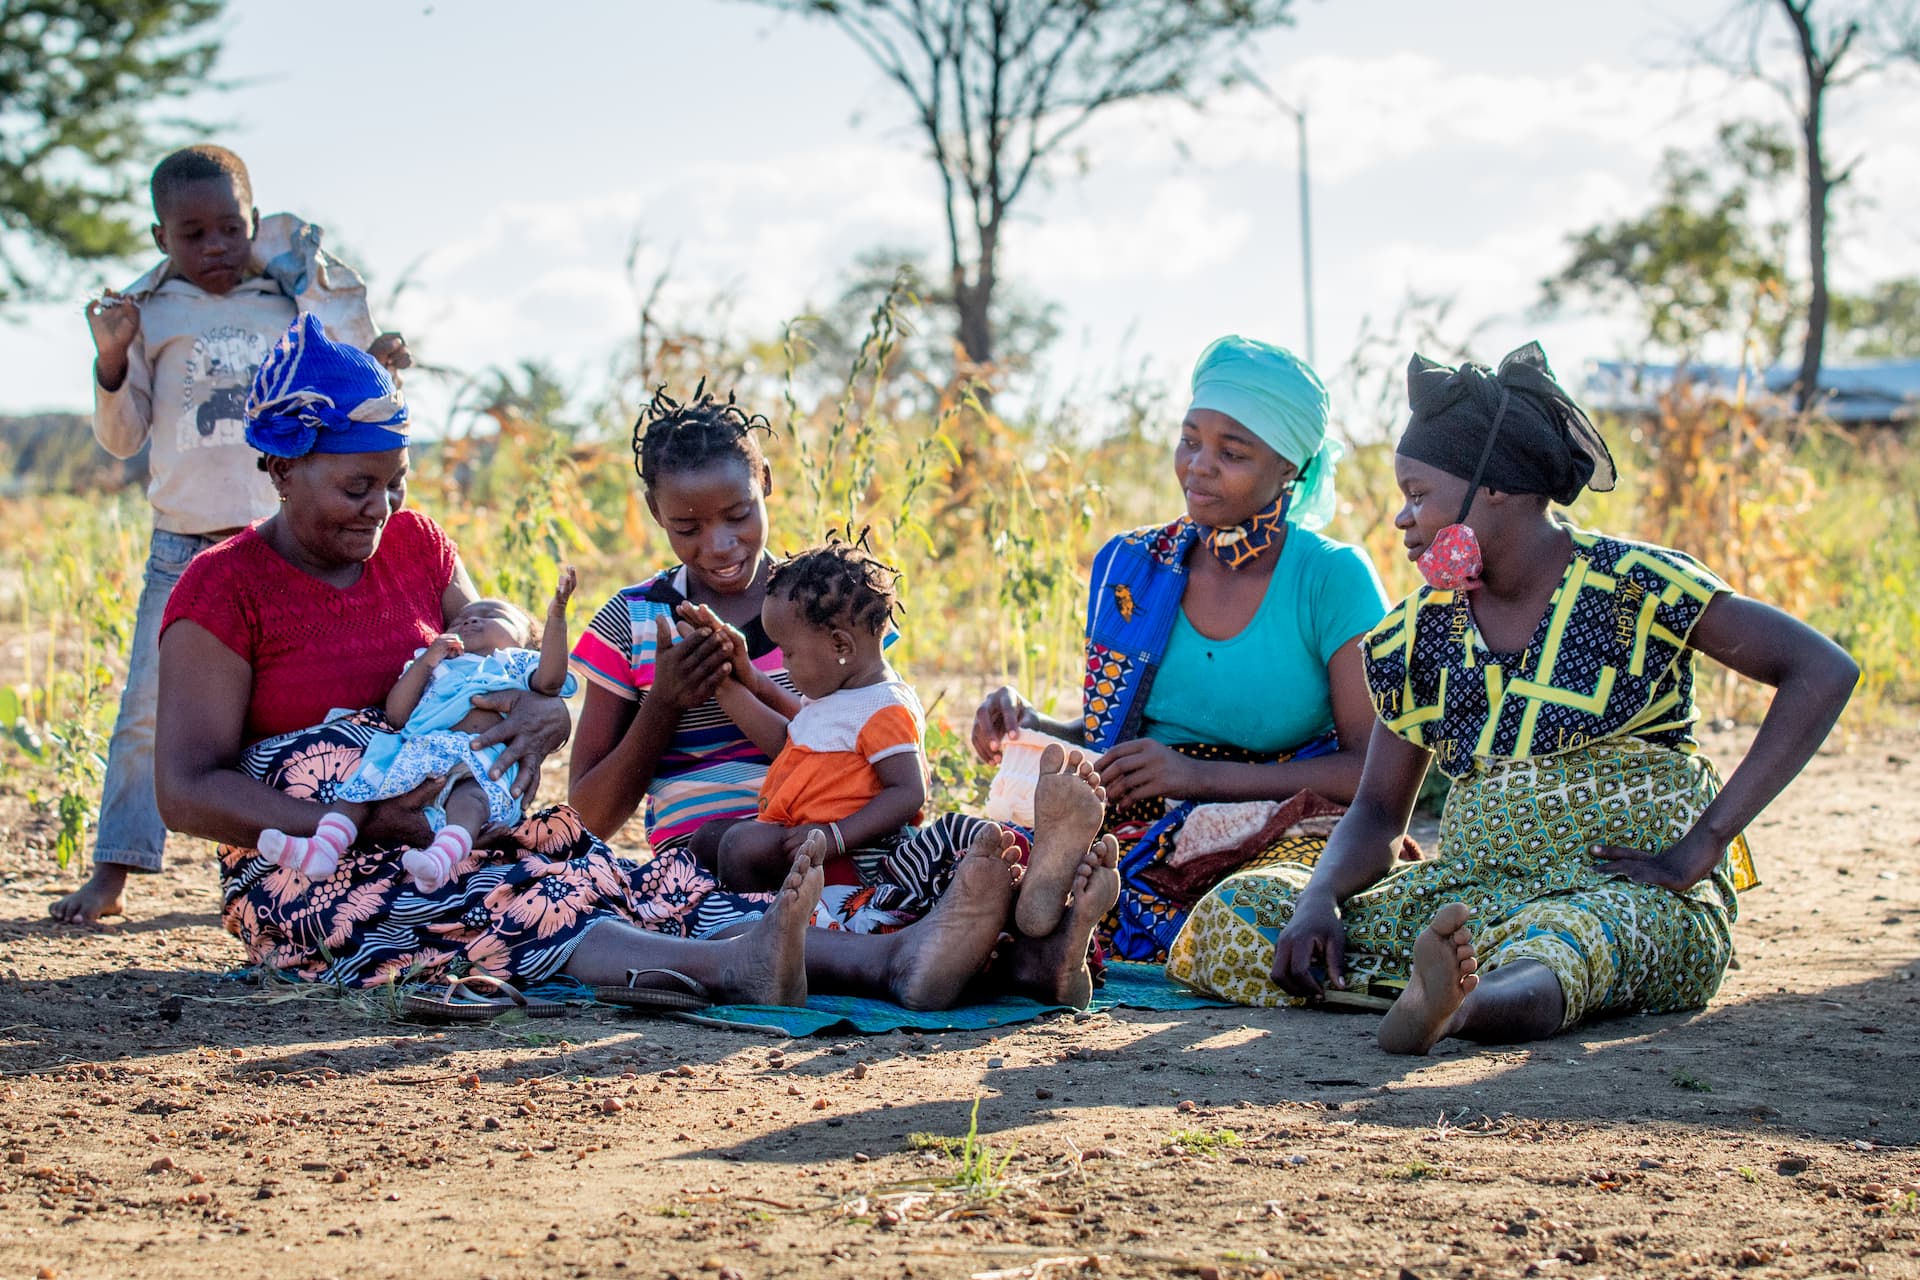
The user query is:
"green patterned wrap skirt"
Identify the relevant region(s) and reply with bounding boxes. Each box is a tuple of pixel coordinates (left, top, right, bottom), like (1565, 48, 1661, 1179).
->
(1166, 737, 1753, 1026)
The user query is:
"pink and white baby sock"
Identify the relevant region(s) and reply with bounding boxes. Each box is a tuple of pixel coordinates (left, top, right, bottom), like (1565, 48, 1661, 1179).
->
(259, 811, 358, 879)
(402, 825, 473, 894)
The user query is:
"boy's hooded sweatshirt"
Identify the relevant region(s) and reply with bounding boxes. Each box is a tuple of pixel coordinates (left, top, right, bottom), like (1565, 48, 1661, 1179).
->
(92, 215, 380, 535)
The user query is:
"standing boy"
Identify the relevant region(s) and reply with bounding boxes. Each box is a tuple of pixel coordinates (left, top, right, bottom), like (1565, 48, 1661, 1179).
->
(51, 145, 406, 923)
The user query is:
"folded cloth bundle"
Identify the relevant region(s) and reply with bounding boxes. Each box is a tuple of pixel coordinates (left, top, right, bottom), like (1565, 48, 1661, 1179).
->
(1141, 789, 1347, 902)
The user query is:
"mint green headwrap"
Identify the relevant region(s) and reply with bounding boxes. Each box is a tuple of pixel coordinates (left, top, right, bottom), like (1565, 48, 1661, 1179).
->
(1188, 335, 1342, 531)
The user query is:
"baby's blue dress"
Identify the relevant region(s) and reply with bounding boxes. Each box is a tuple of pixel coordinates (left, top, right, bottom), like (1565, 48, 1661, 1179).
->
(336, 648, 578, 828)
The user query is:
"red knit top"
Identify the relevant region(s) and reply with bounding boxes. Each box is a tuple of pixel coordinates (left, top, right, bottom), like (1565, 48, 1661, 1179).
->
(161, 510, 459, 745)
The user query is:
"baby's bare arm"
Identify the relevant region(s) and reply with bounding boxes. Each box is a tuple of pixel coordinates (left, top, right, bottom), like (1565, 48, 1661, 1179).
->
(388, 637, 460, 727)
(530, 567, 576, 696)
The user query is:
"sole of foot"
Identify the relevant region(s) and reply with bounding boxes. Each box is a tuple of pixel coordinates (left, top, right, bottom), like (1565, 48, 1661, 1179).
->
(1376, 902, 1480, 1055)
(1009, 832, 1121, 1009)
(720, 851, 823, 1008)
(889, 822, 1020, 1011)
(1014, 743, 1107, 938)
(49, 866, 130, 925)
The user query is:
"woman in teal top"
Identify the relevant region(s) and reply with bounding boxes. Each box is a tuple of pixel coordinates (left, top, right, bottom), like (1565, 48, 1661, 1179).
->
(974, 337, 1391, 960)
(1143, 527, 1389, 756)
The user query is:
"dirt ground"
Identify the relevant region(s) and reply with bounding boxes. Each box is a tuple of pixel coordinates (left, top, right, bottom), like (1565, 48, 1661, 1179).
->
(0, 723, 1915, 1280)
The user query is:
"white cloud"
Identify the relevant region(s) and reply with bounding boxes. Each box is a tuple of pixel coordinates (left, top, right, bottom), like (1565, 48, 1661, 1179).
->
(1014, 176, 1254, 286)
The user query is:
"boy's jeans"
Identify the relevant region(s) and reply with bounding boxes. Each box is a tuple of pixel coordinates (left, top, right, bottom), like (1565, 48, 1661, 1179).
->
(93, 528, 224, 873)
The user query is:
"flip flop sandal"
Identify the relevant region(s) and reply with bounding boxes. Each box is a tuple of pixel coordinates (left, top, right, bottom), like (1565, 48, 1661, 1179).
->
(593, 967, 714, 1013)
(399, 973, 566, 1023)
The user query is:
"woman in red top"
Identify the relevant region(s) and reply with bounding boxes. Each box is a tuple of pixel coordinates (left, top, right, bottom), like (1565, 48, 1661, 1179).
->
(156, 315, 821, 1004)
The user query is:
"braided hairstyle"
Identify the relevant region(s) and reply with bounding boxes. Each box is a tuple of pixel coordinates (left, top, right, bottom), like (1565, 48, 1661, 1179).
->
(632, 381, 771, 495)
(766, 531, 900, 637)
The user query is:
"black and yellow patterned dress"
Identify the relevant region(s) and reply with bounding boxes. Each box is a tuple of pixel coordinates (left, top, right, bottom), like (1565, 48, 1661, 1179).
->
(1167, 528, 1757, 1025)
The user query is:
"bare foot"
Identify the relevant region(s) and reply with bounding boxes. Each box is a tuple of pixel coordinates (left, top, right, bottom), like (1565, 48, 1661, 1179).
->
(1015, 744, 1106, 937)
(1007, 833, 1121, 1009)
(716, 852, 823, 1007)
(50, 865, 130, 924)
(887, 822, 1020, 1011)
(1376, 903, 1480, 1055)
(798, 827, 832, 869)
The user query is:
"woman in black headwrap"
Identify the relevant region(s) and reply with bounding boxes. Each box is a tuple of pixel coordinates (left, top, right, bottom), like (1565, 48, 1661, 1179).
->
(1169, 342, 1858, 1052)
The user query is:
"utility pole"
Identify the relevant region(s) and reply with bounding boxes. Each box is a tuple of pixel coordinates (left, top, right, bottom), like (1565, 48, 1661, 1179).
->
(1235, 61, 1316, 368)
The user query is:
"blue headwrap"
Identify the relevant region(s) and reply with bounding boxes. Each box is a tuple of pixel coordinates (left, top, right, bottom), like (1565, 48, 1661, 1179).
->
(1188, 335, 1342, 531)
(245, 312, 409, 458)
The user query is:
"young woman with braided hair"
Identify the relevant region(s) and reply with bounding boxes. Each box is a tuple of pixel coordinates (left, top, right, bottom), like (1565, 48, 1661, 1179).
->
(568, 387, 1121, 1009)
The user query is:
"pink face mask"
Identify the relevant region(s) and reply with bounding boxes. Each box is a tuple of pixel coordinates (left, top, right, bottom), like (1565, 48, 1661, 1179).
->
(1414, 386, 1511, 593)
(1417, 523, 1483, 591)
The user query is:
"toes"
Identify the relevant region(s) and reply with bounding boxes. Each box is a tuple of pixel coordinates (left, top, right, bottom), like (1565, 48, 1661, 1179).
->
(783, 851, 811, 890)
(968, 821, 1010, 859)
(1094, 834, 1120, 868)
(1428, 902, 1473, 938)
(1039, 743, 1067, 776)
(801, 829, 831, 867)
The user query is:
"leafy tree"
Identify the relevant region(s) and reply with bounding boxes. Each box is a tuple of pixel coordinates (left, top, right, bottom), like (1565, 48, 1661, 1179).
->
(745, 0, 1295, 373)
(0, 0, 225, 304)
(1697, 0, 1920, 406)
(1830, 277, 1920, 359)
(1540, 123, 1794, 364)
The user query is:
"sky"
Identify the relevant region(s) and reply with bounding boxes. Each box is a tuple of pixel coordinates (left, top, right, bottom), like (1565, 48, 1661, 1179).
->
(7, 0, 1920, 439)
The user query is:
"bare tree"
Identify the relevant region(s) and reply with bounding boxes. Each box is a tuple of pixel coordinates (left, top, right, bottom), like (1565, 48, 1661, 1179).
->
(747, 0, 1295, 373)
(1701, 1, 1920, 407)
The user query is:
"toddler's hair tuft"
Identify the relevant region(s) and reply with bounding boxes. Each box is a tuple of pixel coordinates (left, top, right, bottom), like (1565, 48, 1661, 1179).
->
(767, 529, 900, 637)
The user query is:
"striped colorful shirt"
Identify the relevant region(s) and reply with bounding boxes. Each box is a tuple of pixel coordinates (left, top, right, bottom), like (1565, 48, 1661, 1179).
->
(569, 565, 798, 846)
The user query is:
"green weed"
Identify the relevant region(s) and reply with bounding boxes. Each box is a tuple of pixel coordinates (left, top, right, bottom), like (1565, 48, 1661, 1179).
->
(1168, 1128, 1244, 1156)
(910, 1097, 1016, 1199)
(1671, 1069, 1714, 1093)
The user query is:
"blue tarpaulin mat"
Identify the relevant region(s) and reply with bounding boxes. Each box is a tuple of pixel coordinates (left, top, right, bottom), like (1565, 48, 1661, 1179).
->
(635, 961, 1230, 1037)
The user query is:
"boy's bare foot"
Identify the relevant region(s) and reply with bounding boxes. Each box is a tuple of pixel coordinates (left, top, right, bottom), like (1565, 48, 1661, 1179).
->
(1377, 903, 1479, 1055)
(716, 853, 822, 1007)
(1015, 744, 1106, 938)
(50, 865, 130, 925)
(886, 823, 1019, 1011)
(1007, 834, 1121, 1009)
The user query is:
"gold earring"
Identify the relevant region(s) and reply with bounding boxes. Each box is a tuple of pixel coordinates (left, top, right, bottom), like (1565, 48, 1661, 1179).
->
(838, 657, 847, 665)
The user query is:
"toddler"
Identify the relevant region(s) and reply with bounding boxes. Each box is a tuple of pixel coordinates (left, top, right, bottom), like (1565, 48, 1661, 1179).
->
(261, 568, 578, 891)
(691, 538, 926, 891)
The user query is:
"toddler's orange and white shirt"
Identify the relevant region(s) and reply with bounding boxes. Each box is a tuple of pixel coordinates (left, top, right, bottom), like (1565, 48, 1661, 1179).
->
(758, 677, 925, 828)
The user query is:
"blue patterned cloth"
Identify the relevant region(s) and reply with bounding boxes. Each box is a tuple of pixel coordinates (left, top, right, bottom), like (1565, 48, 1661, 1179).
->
(1081, 519, 1201, 754)
(246, 312, 408, 457)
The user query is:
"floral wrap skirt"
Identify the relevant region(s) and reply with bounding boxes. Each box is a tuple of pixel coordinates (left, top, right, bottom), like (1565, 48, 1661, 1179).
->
(219, 712, 988, 987)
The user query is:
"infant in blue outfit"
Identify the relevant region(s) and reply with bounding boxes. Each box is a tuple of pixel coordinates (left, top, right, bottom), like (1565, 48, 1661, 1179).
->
(259, 568, 577, 891)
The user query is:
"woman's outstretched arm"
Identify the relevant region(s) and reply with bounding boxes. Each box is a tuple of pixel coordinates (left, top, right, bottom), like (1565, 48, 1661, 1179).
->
(1593, 594, 1858, 892)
